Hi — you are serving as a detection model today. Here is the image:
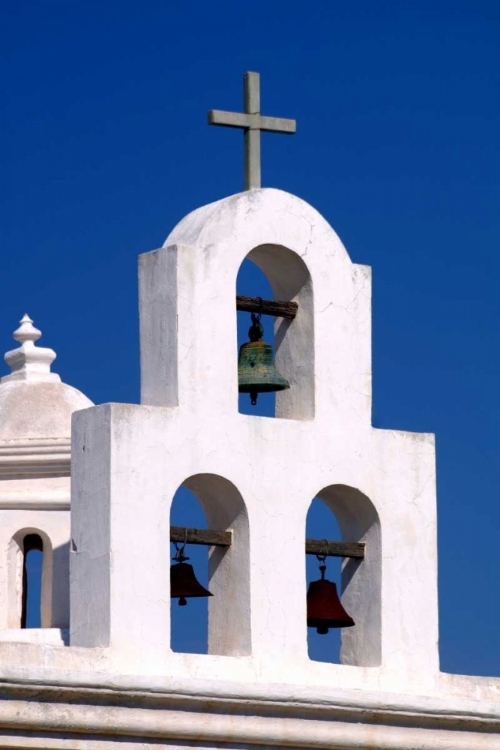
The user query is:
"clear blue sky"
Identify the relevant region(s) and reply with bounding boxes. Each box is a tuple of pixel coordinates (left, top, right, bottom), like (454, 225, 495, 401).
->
(3, 1, 500, 675)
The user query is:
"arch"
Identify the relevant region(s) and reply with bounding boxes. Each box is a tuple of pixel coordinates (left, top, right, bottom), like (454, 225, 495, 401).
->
(306, 499, 343, 663)
(165, 188, 352, 270)
(310, 484, 381, 667)
(21, 534, 43, 628)
(237, 258, 275, 416)
(237, 244, 314, 419)
(170, 473, 251, 656)
(170, 486, 210, 654)
(8, 528, 53, 629)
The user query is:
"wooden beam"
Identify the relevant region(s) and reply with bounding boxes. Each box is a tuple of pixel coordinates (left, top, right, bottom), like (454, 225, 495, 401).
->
(170, 526, 364, 559)
(170, 526, 232, 548)
(306, 539, 365, 559)
(236, 295, 298, 320)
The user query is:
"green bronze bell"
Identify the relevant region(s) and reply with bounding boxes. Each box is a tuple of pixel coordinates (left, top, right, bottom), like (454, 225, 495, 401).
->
(238, 313, 290, 405)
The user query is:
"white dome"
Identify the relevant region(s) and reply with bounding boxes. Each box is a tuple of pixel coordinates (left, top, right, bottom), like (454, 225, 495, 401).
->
(0, 315, 93, 444)
(0, 380, 92, 442)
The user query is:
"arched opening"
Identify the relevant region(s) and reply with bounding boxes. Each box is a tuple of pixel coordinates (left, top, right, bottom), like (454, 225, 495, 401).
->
(237, 259, 276, 417)
(236, 244, 313, 420)
(307, 485, 381, 667)
(21, 534, 43, 628)
(8, 529, 53, 629)
(170, 474, 250, 656)
(170, 487, 210, 654)
(306, 500, 343, 663)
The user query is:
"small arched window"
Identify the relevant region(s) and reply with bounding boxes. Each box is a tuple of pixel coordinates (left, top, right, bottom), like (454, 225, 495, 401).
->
(21, 534, 44, 628)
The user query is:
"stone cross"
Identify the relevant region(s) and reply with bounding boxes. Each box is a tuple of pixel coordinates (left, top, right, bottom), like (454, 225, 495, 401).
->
(208, 72, 296, 190)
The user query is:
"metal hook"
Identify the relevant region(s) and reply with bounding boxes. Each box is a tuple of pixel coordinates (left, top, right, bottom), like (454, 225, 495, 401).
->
(315, 539, 329, 562)
(316, 539, 329, 575)
(173, 528, 189, 563)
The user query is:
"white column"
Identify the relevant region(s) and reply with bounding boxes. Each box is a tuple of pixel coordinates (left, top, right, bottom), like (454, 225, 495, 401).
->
(70, 403, 172, 649)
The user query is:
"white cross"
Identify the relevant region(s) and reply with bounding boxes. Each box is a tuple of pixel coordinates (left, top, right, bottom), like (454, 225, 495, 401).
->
(208, 72, 296, 190)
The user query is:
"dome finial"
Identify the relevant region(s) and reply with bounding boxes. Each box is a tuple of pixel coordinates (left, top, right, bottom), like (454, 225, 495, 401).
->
(13, 314, 42, 344)
(2, 315, 60, 384)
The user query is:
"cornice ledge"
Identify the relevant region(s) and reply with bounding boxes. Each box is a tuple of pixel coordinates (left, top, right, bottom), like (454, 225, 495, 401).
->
(0, 674, 498, 748)
(0, 493, 70, 510)
(0, 698, 497, 750)
(0, 439, 71, 479)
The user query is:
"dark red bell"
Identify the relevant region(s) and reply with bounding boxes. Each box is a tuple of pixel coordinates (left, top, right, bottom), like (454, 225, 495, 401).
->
(170, 560, 213, 606)
(307, 563, 355, 634)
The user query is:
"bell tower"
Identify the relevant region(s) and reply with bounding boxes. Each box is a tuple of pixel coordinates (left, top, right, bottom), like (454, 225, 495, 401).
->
(69, 183, 433, 673)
